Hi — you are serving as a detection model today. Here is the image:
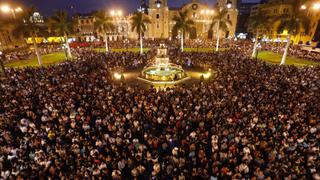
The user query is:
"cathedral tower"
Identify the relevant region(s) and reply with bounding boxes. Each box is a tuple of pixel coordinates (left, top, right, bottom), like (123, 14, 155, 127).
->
(217, 0, 238, 37)
(147, 0, 170, 39)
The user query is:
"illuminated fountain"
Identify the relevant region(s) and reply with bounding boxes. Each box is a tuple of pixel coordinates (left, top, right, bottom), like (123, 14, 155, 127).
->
(138, 44, 189, 84)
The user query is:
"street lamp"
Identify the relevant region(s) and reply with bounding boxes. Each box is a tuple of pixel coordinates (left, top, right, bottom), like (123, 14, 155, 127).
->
(110, 9, 123, 17)
(117, 10, 123, 16)
(110, 10, 115, 16)
(123, 39, 129, 51)
(301, 5, 307, 10)
(195, 38, 202, 52)
(0, 5, 10, 13)
(313, 3, 320, 10)
(0, 4, 23, 19)
(301, 2, 320, 11)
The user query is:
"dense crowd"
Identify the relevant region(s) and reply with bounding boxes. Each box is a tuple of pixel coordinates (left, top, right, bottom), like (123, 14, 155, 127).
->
(3, 39, 320, 64)
(4, 44, 63, 63)
(1, 44, 319, 179)
(261, 42, 320, 62)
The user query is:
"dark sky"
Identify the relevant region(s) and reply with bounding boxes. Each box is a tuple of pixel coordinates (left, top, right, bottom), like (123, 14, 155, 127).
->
(13, 0, 261, 16)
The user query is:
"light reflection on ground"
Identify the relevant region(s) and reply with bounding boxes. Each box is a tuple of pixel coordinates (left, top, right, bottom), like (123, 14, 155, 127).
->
(114, 68, 216, 90)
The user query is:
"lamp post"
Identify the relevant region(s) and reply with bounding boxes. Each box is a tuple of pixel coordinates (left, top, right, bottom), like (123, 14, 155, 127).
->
(299, 1, 320, 44)
(123, 39, 129, 52)
(195, 38, 202, 52)
(255, 43, 262, 61)
(300, 2, 320, 11)
(0, 5, 23, 19)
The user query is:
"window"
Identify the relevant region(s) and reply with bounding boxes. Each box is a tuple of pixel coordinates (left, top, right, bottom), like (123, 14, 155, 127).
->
(227, 14, 230, 19)
(156, 14, 160, 19)
(157, 23, 160, 29)
(274, 9, 278, 14)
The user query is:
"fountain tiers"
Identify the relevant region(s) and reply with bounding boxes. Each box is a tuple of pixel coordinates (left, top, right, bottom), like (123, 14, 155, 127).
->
(138, 44, 189, 84)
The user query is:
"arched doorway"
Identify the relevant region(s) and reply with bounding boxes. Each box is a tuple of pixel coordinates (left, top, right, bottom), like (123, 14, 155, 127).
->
(189, 27, 197, 39)
(208, 29, 213, 39)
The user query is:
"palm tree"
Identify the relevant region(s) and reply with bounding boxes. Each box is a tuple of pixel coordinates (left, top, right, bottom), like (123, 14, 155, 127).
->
(172, 10, 194, 52)
(274, 0, 310, 65)
(94, 10, 115, 53)
(48, 10, 73, 59)
(130, 12, 151, 55)
(209, 8, 232, 52)
(13, 8, 46, 66)
(0, 20, 8, 74)
(248, 10, 272, 58)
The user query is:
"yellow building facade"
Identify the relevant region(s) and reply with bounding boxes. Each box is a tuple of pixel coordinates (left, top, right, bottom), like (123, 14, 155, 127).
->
(146, 0, 238, 40)
(250, 1, 320, 45)
(72, 0, 239, 41)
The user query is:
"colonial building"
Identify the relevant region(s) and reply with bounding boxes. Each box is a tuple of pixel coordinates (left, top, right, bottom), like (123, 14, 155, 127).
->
(0, 12, 44, 50)
(146, 0, 238, 40)
(249, 0, 320, 45)
(73, 0, 239, 42)
(73, 13, 130, 42)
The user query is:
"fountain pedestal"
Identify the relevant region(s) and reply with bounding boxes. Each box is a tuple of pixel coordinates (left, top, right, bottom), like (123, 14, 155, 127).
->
(138, 44, 189, 84)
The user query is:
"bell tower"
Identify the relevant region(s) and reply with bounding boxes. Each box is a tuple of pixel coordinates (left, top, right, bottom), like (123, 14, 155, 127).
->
(217, 0, 238, 38)
(217, 0, 237, 9)
(147, 0, 169, 39)
(149, 0, 168, 9)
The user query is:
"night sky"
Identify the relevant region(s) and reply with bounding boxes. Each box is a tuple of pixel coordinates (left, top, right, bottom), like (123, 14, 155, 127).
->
(11, 0, 261, 16)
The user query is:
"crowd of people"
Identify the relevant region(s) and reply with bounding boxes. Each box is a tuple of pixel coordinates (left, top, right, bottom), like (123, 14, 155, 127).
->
(0, 42, 319, 179)
(3, 39, 320, 64)
(261, 42, 320, 62)
(3, 44, 63, 63)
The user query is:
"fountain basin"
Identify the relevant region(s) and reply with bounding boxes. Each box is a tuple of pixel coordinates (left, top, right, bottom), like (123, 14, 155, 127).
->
(138, 63, 189, 84)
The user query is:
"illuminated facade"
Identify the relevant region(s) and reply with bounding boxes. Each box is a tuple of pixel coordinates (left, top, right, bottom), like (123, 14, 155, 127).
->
(73, 15, 96, 42)
(73, 0, 239, 41)
(249, 1, 320, 44)
(73, 14, 130, 42)
(146, 0, 238, 39)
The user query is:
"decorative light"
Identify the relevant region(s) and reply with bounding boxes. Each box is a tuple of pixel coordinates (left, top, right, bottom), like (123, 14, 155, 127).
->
(155, 0, 162, 8)
(110, 10, 115, 16)
(114, 72, 122, 80)
(300, 5, 307, 10)
(226, 0, 232, 9)
(110, 10, 123, 17)
(203, 72, 212, 79)
(313, 3, 320, 10)
(200, 10, 204, 14)
(15, 7, 22, 12)
(117, 10, 123, 16)
(1, 5, 11, 13)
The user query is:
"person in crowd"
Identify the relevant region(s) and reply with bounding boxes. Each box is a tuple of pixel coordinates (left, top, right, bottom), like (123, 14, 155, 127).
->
(0, 41, 319, 179)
